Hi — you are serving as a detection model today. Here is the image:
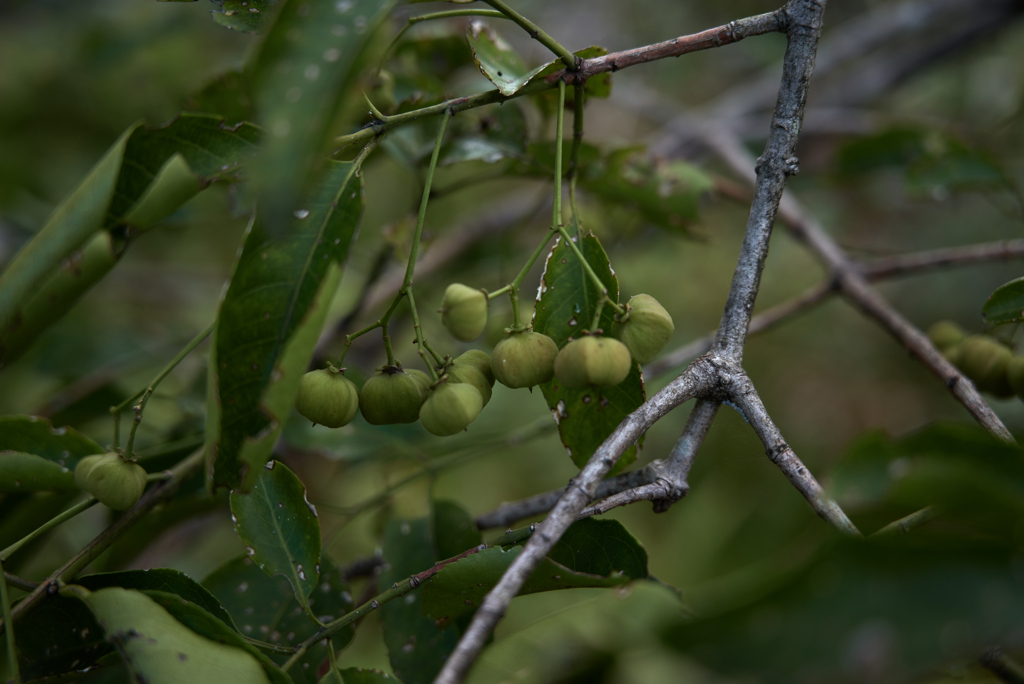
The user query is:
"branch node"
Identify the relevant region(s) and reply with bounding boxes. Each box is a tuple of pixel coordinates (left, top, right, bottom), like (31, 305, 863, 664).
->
(783, 155, 800, 176)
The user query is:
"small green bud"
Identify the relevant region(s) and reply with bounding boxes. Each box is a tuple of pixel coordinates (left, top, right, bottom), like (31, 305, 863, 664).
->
(446, 363, 492, 406)
(75, 453, 147, 511)
(360, 366, 426, 425)
(927, 320, 966, 352)
(554, 334, 632, 388)
(440, 284, 488, 342)
(419, 381, 483, 436)
(455, 349, 495, 387)
(611, 294, 674, 364)
(956, 335, 1013, 397)
(294, 368, 359, 428)
(491, 331, 558, 389)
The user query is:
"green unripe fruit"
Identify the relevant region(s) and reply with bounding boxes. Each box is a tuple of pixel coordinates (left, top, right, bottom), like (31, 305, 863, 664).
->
(419, 382, 483, 436)
(956, 335, 1013, 397)
(294, 368, 359, 428)
(554, 335, 632, 388)
(447, 364, 492, 406)
(491, 331, 558, 389)
(407, 369, 433, 395)
(1007, 354, 1024, 399)
(927, 320, 966, 352)
(75, 453, 147, 511)
(455, 350, 495, 386)
(611, 294, 674, 364)
(360, 367, 426, 425)
(440, 284, 488, 342)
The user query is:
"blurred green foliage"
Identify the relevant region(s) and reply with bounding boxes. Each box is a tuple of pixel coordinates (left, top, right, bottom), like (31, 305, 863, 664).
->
(2, 0, 1024, 682)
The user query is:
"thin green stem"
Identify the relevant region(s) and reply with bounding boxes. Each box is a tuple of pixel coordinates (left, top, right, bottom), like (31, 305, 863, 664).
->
(488, 285, 512, 299)
(1, 497, 98, 561)
(407, 289, 438, 381)
(113, 320, 215, 456)
(871, 506, 941, 537)
(556, 225, 625, 316)
(362, 93, 387, 122)
(552, 79, 566, 231)
(422, 338, 444, 368)
(2, 573, 37, 593)
(482, 0, 577, 70)
(337, 321, 382, 367)
(327, 640, 344, 684)
(589, 298, 605, 333)
(0, 559, 19, 683)
(404, 110, 452, 290)
(568, 81, 585, 237)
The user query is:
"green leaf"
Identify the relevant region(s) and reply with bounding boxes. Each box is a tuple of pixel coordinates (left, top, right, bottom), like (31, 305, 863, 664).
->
(830, 423, 1024, 536)
(581, 148, 711, 234)
(144, 590, 293, 684)
(336, 668, 402, 684)
(247, 0, 393, 235)
(0, 114, 261, 367)
(438, 103, 528, 166)
(432, 499, 482, 562)
(211, 0, 279, 33)
(379, 518, 460, 684)
(983, 277, 1024, 325)
(547, 517, 648, 580)
(64, 586, 274, 684)
(466, 22, 548, 97)
(230, 460, 321, 605)
(15, 569, 239, 681)
(208, 159, 363, 490)
(534, 234, 644, 473)
(421, 546, 634, 625)
(0, 415, 103, 471)
(189, 70, 256, 125)
(661, 537, 1024, 683)
(0, 452, 77, 492)
(204, 555, 355, 684)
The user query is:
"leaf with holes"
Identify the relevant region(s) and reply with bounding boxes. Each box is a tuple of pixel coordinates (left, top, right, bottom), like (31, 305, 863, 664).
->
(207, 159, 362, 490)
(15, 569, 239, 681)
(534, 234, 644, 473)
(466, 22, 549, 97)
(211, 0, 279, 33)
(983, 277, 1024, 325)
(421, 519, 647, 624)
(205, 555, 355, 684)
(230, 460, 321, 606)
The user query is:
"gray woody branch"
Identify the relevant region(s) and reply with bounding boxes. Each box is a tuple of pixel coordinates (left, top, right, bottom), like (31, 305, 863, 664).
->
(433, 2, 834, 682)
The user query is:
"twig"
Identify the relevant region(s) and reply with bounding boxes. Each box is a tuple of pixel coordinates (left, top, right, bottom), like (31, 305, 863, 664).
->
(860, 239, 1024, 280)
(2, 572, 37, 593)
(647, 281, 833, 378)
(728, 371, 861, 536)
(871, 505, 940, 537)
(982, 647, 1024, 684)
(1, 559, 19, 684)
(334, 12, 786, 150)
(707, 126, 1012, 442)
(435, 359, 716, 683)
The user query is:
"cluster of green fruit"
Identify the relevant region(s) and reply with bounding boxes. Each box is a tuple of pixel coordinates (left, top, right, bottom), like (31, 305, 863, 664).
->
(292, 284, 674, 437)
(928, 321, 1024, 398)
(74, 453, 148, 510)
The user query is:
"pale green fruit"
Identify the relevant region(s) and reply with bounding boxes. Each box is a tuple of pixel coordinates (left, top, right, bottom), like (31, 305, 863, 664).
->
(1007, 354, 1024, 399)
(554, 335, 632, 388)
(360, 367, 426, 425)
(419, 382, 483, 436)
(446, 364, 492, 406)
(956, 335, 1012, 397)
(294, 368, 359, 428)
(491, 331, 558, 389)
(611, 294, 674, 364)
(76, 453, 147, 511)
(407, 369, 433, 394)
(440, 284, 488, 342)
(927, 320, 966, 352)
(455, 350, 495, 386)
